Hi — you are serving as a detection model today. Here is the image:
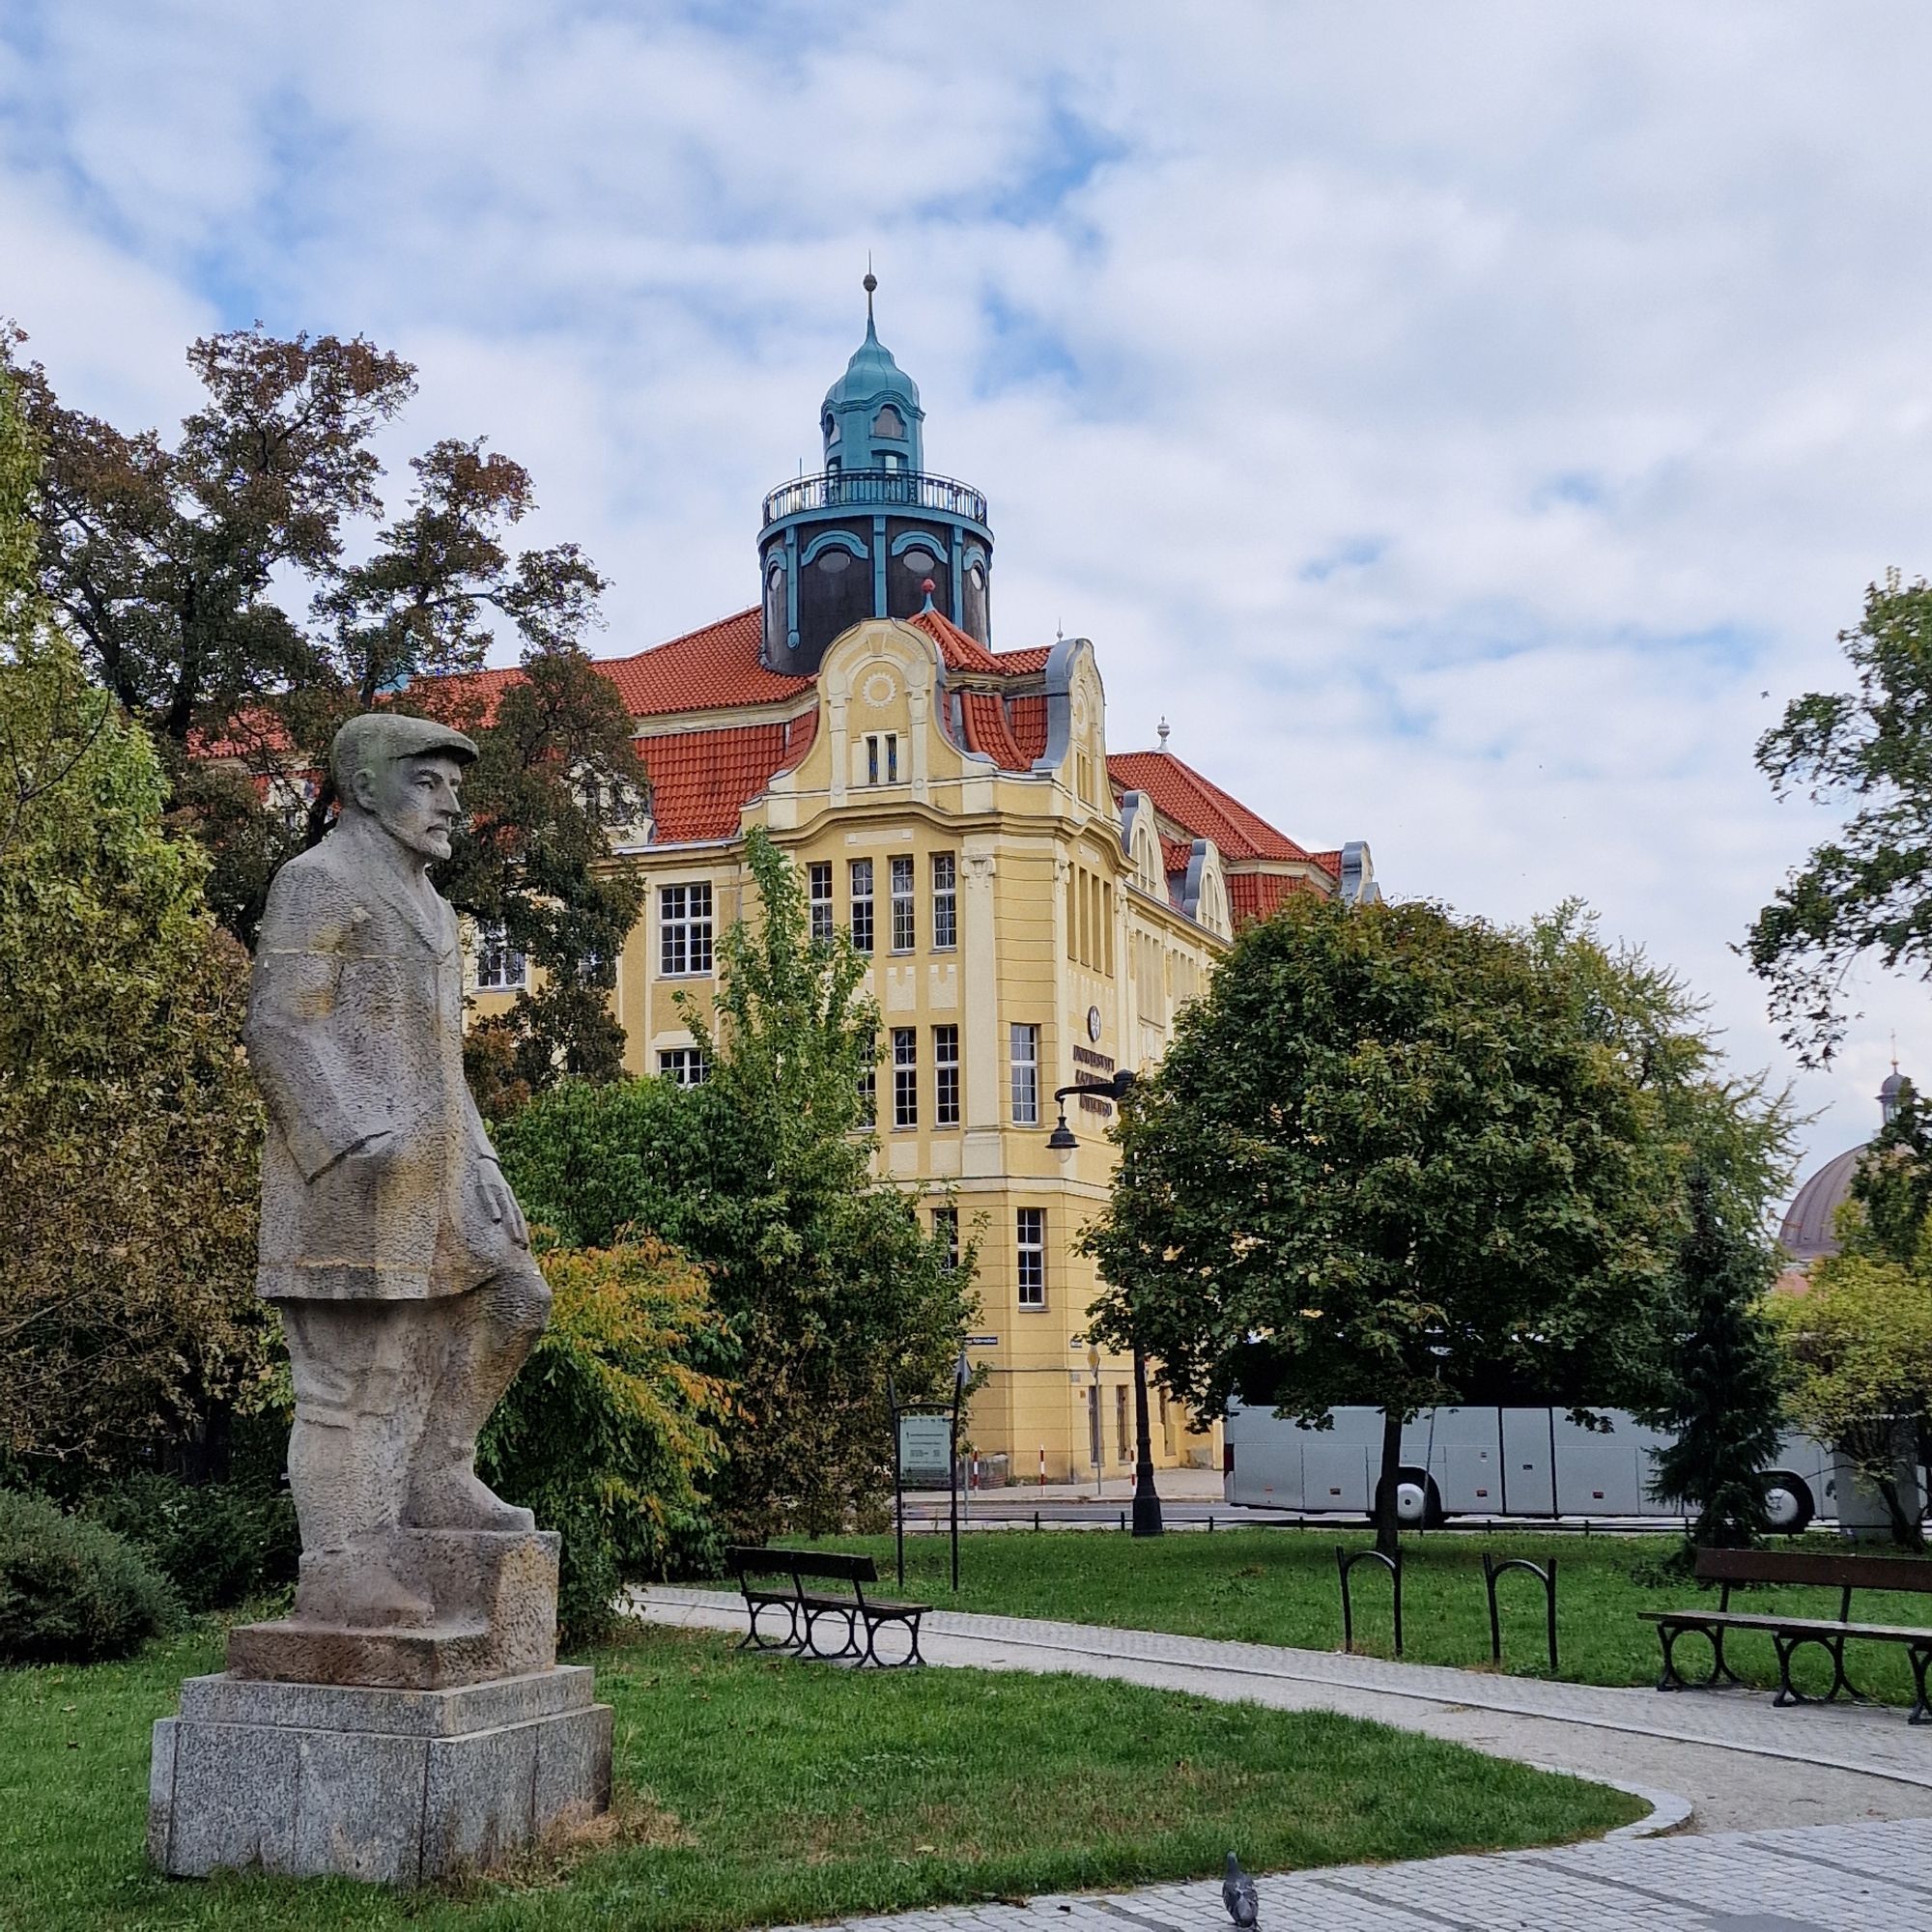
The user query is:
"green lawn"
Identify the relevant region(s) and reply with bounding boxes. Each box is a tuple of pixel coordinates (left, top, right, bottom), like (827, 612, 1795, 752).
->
(1, 1619, 1639, 1931)
(808, 1526, 1932, 1707)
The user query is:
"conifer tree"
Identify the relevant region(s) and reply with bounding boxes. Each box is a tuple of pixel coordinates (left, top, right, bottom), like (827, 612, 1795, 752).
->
(1639, 1168, 1786, 1548)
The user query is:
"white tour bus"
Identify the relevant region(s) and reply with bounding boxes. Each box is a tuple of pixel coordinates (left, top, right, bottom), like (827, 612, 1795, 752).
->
(1221, 1401, 1839, 1532)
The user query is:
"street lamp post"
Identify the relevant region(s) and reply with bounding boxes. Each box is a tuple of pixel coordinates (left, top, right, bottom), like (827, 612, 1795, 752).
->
(1048, 1070, 1163, 1537)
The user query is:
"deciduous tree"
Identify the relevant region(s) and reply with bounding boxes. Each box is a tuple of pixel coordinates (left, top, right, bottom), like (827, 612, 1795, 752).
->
(1, 324, 647, 1090)
(0, 375, 267, 1470)
(1082, 896, 1680, 1557)
(1749, 572, 1932, 1062)
(496, 830, 977, 1539)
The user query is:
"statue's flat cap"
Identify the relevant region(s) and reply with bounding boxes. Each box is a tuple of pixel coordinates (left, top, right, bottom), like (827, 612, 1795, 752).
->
(329, 713, 480, 791)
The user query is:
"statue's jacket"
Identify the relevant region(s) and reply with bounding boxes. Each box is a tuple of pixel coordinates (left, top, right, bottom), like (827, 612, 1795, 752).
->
(244, 833, 518, 1301)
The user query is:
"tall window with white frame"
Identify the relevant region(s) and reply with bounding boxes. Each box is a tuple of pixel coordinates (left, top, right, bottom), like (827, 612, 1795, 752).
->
(659, 882, 713, 977)
(849, 859, 874, 954)
(931, 852, 956, 950)
(892, 1027, 918, 1129)
(1016, 1208, 1046, 1308)
(658, 1047, 709, 1088)
(808, 860, 834, 943)
(865, 732, 899, 784)
(857, 1065, 876, 1129)
(890, 854, 915, 952)
(1009, 1023, 1040, 1125)
(932, 1206, 960, 1272)
(933, 1024, 959, 1127)
(476, 922, 526, 992)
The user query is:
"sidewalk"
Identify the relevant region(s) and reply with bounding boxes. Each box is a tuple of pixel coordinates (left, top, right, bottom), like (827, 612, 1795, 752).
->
(634, 1587, 1932, 1834)
(766, 1818, 1932, 1932)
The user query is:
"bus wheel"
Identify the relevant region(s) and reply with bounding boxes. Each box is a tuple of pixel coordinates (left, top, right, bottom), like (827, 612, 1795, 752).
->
(1763, 1472, 1814, 1535)
(1383, 1468, 1442, 1530)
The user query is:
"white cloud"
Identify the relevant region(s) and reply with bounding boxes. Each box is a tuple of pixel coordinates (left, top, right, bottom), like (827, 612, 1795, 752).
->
(6, 0, 1932, 1182)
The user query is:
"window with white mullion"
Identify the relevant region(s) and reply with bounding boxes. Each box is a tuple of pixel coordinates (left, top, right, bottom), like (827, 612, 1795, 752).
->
(476, 922, 526, 991)
(1016, 1208, 1046, 1308)
(933, 1024, 959, 1126)
(931, 852, 956, 951)
(1009, 1023, 1040, 1125)
(890, 854, 915, 952)
(892, 1026, 918, 1129)
(659, 882, 714, 977)
(850, 859, 874, 953)
(809, 861, 834, 943)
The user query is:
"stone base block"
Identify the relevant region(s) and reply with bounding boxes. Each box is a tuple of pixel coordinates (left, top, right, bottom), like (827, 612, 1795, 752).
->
(228, 1529, 559, 1690)
(149, 1665, 611, 1885)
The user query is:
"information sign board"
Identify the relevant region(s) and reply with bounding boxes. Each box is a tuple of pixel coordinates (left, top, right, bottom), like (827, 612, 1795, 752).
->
(898, 1413, 952, 1478)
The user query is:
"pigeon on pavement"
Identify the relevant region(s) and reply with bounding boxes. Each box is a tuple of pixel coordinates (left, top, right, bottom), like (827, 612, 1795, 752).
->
(1222, 1852, 1259, 1929)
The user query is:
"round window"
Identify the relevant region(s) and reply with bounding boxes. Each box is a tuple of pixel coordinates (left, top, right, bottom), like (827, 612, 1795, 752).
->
(817, 550, 852, 576)
(966, 563, 985, 591)
(900, 548, 938, 579)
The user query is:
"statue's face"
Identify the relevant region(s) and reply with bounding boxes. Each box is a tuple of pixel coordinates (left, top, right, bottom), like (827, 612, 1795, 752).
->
(353, 753, 466, 863)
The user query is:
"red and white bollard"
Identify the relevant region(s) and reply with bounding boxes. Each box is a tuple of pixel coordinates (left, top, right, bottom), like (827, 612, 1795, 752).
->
(1038, 1444, 1047, 1489)
(970, 1452, 980, 1492)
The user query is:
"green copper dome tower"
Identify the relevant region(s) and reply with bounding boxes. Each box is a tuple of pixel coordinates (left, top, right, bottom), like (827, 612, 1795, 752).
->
(759, 272, 994, 674)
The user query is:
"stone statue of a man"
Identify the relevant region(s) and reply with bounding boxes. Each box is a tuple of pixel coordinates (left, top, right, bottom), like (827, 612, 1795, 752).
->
(245, 713, 550, 1632)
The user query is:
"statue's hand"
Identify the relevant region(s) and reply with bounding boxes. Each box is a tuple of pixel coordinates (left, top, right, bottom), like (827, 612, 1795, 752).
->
(481, 1166, 530, 1249)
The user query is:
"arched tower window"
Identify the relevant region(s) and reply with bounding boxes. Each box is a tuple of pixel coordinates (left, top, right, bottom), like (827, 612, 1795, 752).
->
(873, 404, 904, 438)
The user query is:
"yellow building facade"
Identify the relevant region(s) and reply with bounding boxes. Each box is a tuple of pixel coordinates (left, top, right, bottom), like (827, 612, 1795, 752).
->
(462, 296, 1372, 1481)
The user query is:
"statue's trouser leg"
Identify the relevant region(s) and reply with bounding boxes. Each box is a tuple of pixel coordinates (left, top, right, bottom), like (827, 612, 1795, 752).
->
(279, 1299, 440, 1625)
(403, 1263, 552, 1531)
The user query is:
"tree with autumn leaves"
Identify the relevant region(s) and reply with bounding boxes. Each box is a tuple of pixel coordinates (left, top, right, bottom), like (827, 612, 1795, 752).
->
(1, 321, 646, 1093)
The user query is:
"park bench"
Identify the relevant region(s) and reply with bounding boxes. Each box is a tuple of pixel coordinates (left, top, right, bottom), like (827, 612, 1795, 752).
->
(1641, 1546, 1932, 1721)
(725, 1546, 928, 1668)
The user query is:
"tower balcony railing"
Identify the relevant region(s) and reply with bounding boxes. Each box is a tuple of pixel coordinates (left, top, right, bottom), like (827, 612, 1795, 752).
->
(760, 467, 988, 529)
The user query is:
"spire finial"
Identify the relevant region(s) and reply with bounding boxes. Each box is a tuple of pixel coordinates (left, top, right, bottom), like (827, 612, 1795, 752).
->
(1893, 1031, 1900, 1074)
(864, 255, 877, 329)
(1157, 718, 1171, 753)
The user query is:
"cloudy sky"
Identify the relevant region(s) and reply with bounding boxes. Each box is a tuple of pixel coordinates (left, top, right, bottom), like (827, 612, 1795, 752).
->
(5, 1, 1929, 1182)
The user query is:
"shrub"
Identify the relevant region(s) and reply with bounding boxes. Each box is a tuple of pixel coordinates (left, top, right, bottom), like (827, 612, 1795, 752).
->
(0, 1490, 178, 1663)
(481, 1235, 732, 1648)
(82, 1474, 298, 1612)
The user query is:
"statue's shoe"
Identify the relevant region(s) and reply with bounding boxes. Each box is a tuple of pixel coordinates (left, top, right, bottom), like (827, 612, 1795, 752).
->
(294, 1551, 435, 1630)
(404, 1464, 537, 1534)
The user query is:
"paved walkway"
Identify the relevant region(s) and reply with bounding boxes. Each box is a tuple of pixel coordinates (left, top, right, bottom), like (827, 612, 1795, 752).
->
(634, 1587, 1932, 1833)
(767, 1818, 1932, 1932)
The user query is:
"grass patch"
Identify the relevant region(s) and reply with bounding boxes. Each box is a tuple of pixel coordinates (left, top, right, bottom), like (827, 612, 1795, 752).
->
(807, 1527, 1932, 1707)
(0, 1618, 1638, 1930)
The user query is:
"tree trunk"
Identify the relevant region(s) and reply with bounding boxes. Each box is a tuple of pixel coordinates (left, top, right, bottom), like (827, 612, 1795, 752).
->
(1375, 1406, 1405, 1560)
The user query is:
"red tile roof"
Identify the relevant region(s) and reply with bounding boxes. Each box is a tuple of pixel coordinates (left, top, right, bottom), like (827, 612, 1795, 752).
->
(1108, 751, 1309, 863)
(908, 606, 1003, 675)
(1007, 695, 1049, 764)
(605, 608, 812, 717)
(638, 713, 818, 841)
(1229, 871, 1316, 928)
(958, 692, 1033, 771)
(1309, 848, 1344, 878)
(1159, 836, 1195, 878)
(994, 644, 1054, 675)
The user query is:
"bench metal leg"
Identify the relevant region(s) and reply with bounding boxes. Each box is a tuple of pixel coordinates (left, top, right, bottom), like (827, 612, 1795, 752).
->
(862, 1613, 925, 1669)
(1773, 1631, 1862, 1707)
(1911, 1645, 1932, 1725)
(802, 1604, 862, 1662)
(1656, 1622, 1741, 1692)
(738, 1596, 801, 1652)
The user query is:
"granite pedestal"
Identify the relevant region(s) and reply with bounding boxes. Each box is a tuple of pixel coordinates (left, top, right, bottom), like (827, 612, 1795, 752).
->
(228, 1528, 561, 1690)
(149, 1664, 612, 1884)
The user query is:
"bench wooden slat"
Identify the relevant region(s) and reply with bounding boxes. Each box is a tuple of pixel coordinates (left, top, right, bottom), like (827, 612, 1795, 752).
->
(1641, 1610, 1932, 1640)
(1694, 1547, 1932, 1593)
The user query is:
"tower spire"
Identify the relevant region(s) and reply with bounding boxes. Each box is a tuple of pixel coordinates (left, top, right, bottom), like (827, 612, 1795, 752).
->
(864, 257, 877, 332)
